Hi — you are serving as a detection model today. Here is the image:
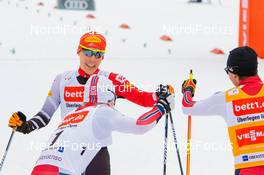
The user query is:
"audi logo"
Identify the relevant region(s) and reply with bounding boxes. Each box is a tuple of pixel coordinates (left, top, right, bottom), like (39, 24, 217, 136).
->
(64, 0, 89, 10)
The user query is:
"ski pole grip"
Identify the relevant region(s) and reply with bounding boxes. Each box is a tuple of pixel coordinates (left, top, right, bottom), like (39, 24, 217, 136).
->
(189, 69, 193, 80)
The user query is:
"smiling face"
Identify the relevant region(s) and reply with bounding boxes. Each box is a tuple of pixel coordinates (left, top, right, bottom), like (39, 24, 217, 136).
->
(78, 50, 104, 75)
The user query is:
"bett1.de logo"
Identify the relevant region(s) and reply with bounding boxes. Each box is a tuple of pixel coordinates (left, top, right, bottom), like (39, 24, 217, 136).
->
(232, 97, 264, 116)
(64, 86, 85, 102)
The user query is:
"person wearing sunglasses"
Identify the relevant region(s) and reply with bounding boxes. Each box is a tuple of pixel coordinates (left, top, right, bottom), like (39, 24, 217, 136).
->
(30, 75, 175, 175)
(8, 32, 168, 174)
(181, 46, 264, 175)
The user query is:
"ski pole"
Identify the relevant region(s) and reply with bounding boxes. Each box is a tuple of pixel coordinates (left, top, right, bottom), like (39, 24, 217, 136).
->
(186, 114, 192, 175)
(168, 112, 184, 175)
(186, 70, 193, 175)
(0, 128, 16, 172)
(163, 113, 169, 175)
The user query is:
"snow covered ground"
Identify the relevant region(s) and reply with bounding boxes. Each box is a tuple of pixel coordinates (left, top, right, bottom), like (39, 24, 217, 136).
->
(0, 0, 263, 174)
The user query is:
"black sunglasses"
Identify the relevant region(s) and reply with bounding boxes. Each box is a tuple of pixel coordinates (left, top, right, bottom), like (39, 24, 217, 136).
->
(224, 66, 238, 74)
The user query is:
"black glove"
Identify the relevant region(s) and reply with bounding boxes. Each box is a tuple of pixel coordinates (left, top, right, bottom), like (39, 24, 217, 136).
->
(181, 79, 197, 97)
(156, 94, 175, 114)
(156, 84, 174, 98)
(8, 111, 34, 134)
(156, 84, 175, 113)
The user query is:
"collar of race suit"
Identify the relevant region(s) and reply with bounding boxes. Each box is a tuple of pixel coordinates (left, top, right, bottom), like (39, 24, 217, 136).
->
(78, 67, 100, 78)
(239, 75, 263, 96)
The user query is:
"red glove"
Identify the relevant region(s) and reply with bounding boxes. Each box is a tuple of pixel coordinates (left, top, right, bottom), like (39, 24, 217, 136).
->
(182, 79, 197, 97)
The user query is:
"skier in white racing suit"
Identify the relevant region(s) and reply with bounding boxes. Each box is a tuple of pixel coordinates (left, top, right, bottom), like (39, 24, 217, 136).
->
(27, 75, 175, 175)
(8, 32, 166, 174)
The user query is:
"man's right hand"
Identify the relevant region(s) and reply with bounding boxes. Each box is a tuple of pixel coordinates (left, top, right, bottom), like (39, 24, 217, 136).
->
(156, 84, 174, 98)
(156, 85, 175, 113)
(8, 111, 32, 134)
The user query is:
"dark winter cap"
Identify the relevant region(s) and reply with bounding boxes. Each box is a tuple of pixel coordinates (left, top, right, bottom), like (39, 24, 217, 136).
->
(226, 46, 258, 76)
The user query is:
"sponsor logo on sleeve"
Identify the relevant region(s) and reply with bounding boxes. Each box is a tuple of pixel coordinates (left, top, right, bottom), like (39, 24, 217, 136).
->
(48, 90, 52, 97)
(232, 97, 264, 116)
(124, 82, 132, 89)
(64, 86, 85, 102)
(115, 75, 126, 84)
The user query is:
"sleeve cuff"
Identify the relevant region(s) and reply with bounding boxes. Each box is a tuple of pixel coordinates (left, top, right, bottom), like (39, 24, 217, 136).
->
(155, 104, 165, 115)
